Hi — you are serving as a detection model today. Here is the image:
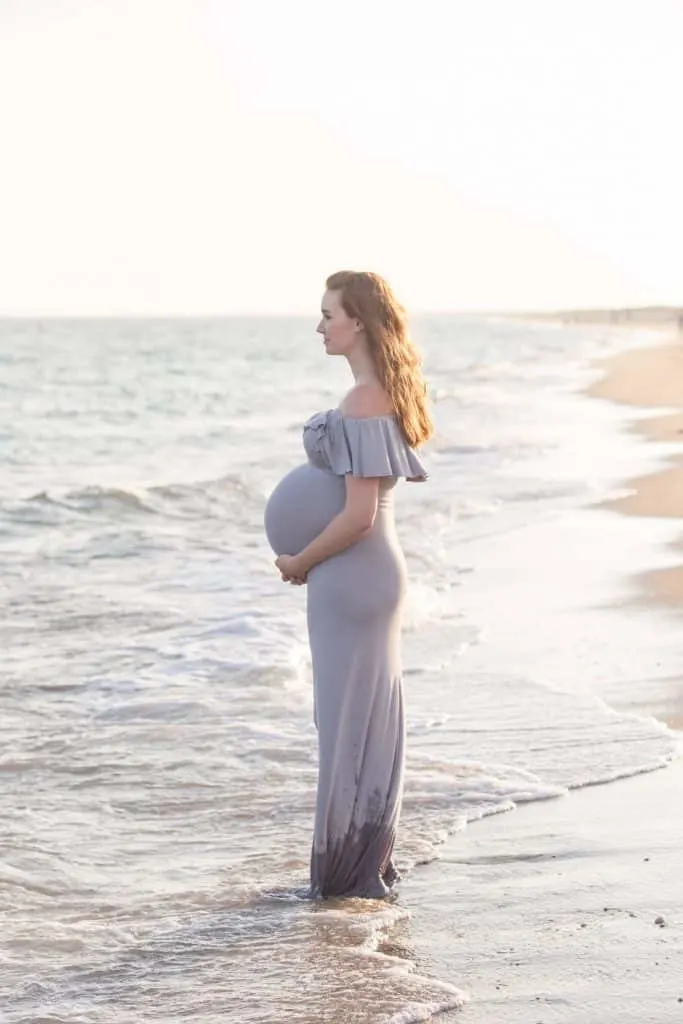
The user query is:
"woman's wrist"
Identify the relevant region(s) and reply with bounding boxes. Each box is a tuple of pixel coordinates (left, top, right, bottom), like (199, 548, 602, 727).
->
(296, 517, 370, 576)
(293, 553, 312, 576)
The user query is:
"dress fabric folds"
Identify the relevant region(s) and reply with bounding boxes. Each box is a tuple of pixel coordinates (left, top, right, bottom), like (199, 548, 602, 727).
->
(302, 409, 427, 898)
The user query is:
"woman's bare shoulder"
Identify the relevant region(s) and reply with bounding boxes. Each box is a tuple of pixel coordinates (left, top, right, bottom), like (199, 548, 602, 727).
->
(339, 383, 394, 418)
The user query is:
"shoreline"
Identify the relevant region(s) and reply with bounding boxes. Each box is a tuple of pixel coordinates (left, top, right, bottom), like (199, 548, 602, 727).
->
(587, 337, 683, 622)
(404, 325, 683, 1023)
(509, 305, 683, 331)
(409, 759, 683, 1024)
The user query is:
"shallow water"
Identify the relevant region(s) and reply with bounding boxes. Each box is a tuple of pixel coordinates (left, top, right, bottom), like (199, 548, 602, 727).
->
(1, 315, 680, 1022)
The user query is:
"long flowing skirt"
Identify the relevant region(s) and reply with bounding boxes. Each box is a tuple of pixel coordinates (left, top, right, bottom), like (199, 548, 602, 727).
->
(306, 513, 406, 899)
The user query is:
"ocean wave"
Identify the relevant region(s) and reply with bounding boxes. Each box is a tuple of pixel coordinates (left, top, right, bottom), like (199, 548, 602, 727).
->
(34, 486, 157, 514)
(12, 475, 260, 522)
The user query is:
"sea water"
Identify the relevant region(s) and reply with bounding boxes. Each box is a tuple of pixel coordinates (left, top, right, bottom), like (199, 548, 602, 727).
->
(0, 315, 680, 1022)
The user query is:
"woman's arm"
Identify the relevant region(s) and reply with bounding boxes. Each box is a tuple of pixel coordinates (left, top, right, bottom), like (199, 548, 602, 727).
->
(290, 474, 379, 576)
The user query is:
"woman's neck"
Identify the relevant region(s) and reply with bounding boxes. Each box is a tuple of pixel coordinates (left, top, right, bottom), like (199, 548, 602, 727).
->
(346, 342, 378, 385)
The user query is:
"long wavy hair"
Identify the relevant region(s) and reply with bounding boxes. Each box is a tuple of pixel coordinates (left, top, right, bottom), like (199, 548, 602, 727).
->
(326, 270, 434, 448)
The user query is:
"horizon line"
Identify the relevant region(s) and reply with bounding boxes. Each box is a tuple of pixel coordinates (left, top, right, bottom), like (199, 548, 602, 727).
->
(0, 304, 681, 321)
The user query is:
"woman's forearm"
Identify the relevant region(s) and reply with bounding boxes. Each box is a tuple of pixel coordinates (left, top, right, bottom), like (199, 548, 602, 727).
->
(296, 511, 371, 574)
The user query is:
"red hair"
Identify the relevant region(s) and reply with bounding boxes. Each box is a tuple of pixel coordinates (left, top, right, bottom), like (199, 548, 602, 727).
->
(326, 270, 433, 448)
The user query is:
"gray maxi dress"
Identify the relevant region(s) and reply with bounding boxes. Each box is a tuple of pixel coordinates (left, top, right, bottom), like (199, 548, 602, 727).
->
(264, 408, 427, 898)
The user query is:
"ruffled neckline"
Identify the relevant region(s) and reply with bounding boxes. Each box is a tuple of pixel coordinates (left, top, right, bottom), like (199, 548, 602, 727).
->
(303, 407, 428, 482)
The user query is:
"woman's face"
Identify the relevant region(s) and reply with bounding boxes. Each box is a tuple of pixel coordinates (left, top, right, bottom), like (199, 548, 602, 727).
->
(316, 289, 361, 356)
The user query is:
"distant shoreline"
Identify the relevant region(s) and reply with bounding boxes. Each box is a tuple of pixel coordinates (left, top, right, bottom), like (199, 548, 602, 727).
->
(586, 339, 683, 728)
(509, 305, 683, 330)
(1, 306, 681, 325)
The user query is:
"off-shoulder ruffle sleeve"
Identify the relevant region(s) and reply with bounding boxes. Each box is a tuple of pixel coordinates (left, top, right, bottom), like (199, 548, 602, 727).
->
(304, 409, 428, 482)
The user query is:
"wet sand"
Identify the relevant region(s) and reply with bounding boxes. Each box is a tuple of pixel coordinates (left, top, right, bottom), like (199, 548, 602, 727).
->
(406, 328, 683, 1023)
(410, 760, 683, 1024)
(589, 339, 683, 616)
(588, 340, 683, 413)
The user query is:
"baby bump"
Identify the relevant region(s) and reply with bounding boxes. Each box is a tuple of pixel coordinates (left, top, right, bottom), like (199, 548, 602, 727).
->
(264, 463, 346, 555)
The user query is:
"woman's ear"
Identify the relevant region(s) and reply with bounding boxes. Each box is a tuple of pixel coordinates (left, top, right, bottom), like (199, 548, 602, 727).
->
(354, 319, 365, 333)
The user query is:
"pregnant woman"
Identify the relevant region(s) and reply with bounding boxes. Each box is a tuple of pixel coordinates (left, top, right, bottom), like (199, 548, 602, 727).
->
(264, 270, 432, 899)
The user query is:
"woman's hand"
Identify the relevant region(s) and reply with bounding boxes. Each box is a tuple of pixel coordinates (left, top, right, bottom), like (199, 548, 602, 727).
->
(275, 554, 307, 585)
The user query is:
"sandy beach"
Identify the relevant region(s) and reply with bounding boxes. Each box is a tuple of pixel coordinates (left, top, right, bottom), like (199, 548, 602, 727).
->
(410, 760, 683, 1024)
(407, 327, 683, 1023)
(590, 340, 683, 619)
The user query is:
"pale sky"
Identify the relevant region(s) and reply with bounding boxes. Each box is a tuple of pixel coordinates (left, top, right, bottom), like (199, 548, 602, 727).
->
(1, 0, 681, 315)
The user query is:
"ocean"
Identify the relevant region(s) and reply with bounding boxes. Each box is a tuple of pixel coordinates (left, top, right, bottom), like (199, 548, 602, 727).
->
(1, 314, 680, 1023)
